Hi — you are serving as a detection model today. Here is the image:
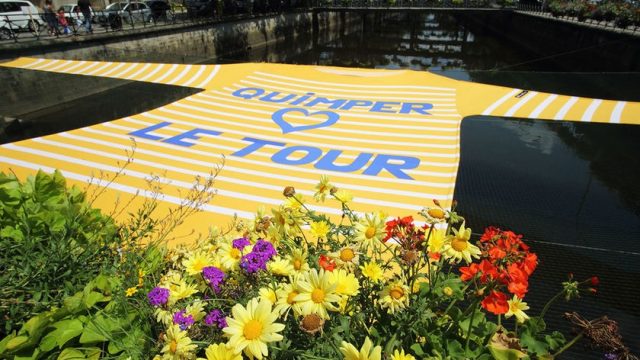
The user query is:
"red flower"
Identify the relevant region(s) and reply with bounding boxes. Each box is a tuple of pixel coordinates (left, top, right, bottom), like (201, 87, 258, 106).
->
(481, 291, 509, 315)
(480, 226, 501, 242)
(487, 245, 507, 261)
(318, 254, 335, 271)
(478, 260, 499, 283)
(459, 263, 480, 281)
(522, 253, 538, 275)
(590, 276, 600, 287)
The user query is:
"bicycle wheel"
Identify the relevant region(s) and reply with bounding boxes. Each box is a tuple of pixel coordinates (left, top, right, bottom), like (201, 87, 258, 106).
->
(0, 27, 13, 40)
(28, 20, 41, 36)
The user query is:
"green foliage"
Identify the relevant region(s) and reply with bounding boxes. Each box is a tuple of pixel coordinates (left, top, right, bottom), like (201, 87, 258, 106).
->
(0, 170, 120, 337)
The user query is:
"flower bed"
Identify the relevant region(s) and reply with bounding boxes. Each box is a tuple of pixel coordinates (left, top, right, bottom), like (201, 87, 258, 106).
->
(0, 173, 636, 359)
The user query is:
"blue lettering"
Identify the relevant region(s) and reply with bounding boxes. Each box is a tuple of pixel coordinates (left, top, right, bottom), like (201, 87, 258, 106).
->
(363, 154, 420, 180)
(314, 150, 373, 173)
(272, 146, 322, 165)
(341, 100, 374, 111)
(163, 129, 221, 147)
(304, 97, 347, 109)
(260, 92, 297, 103)
(128, 121, 172, 140)
(400, 103, 433, 115)
(232, 87, 264, 99)
(233, 137, 285, 157)
(371, 101, 400, 113)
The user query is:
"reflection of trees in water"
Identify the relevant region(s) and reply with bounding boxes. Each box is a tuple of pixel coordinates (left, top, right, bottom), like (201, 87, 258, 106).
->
(551, 121, 640, 216)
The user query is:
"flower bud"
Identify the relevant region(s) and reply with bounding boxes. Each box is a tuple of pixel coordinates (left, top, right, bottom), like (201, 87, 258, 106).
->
(283, 186, 296, 197)
(433, 199, 441, 207)
(443, 286, 454, 296)
(300, 313, 324, 335)
(330, 186, 338, 195)
(590, 276, 599, 287)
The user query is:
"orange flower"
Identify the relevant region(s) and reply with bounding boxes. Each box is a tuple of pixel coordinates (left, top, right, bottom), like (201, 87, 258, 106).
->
(459, 263, 479, 281)
(481, 291, 509, 315)
(319, 254, 336, 272)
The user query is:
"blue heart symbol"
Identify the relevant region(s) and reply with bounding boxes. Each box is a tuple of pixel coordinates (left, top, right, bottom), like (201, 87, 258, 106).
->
(272, 108, 340, 134)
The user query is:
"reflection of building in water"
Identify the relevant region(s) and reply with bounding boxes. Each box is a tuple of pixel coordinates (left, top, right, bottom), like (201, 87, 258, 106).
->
(315, 12, 475, 70)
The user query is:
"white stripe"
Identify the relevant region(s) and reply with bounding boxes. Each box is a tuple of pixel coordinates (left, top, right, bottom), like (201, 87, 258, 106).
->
(1, 144, 349, 214)
(70, 61, 99, 75)
(504, 91, 538, 117)
(85, 62, 114, 76)
(235, 80, 456, 102)
(31, 59, 60, 70)
(481, 89, 521, 116)
(146, 109, 460, 156)
(112, 63, 140, 78)
(61, 61, 87, 73)
(581, 99, 602, 122)
(81, 126, 458, 186)
(181, 65, 207, 87)
(101, 63, 128, 77)
(529, 94, 558, 118)
(253, 71, 455, 91)
(137, 63, 166, 82)
(47, 60, 75, 72)
(0, 155, 255, 219)
(195, 64, 221, 89)
(246, 75, 456, 96)
(153, 64, 179, 83)
(33, 138, 453, 208)
(203, 91, 461, 124)
(166, 65, 193, 85)
(126, 63, 152, 80)
(24, 58, 46, 68)
(173, 101, 460, 139)
(54, 133, 456, 191)
(610, 101, 626, 123)
(554, 97, 579, 120)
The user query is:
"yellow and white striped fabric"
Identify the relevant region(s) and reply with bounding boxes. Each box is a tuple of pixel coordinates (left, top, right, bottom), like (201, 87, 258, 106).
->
(1, 57, 638, 243)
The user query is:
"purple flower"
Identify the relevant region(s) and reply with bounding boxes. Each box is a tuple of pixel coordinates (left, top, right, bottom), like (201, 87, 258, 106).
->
(173, 310, 195, 330)
(232, 237, 251, 250)
(240, 251, 270, 274)
(604, 354, 618, 360)
(147, 287, 170, 307)
(202, 266, 226, 293)
(253, 239, 277, 258)
(204, 309, 227, 329)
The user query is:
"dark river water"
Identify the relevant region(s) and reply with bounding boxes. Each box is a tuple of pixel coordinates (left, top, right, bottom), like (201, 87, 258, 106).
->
(2, 10, 639, 357)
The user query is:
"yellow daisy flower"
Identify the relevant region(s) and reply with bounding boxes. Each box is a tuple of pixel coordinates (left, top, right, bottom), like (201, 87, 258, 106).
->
(506, 296, 530, 324)
(289, 249, 310, 275)
(391, 349, 415, 360)
(426, 226, 446, 254)
(204, 343, 242, 360)
(441, 222, 481, 264)
(125, 287, 138, 297)
(420, 206, 449, 224)
(272, 206, 303, 238)
(274, 282, 303, 318)
(183, 251, 217, 276)
(332, 188, 353, 204)
(354, 213, 386, 250)
(332, 245, 360, 269)
(310, 220, 331, 240)
(379, 282, 410, 314)
(186, 300, 206, 322)
(259, 287, 277, 305)
(223, 298, 285, 360)
(329, 269, 360, 297)
(360, 262, 384, 283)
(160, 325, 197, 360)
(340, 337, 381, 360)
(314, 175, 334, 202)
(267, 256, 294, 277)
(294, 269, 341, 319)
(154, 308, 173, 326)
(218, 241, 249, 271)
(284, 193, 305, 210)
(159, 271, 197, 306)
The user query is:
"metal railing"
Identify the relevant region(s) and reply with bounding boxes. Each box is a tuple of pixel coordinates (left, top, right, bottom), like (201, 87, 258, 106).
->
(515, 3, 640, 33)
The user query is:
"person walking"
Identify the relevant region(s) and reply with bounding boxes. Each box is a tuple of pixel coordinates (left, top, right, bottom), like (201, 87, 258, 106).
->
(76, 0, 93, 34)
(43, 0, 60, 36)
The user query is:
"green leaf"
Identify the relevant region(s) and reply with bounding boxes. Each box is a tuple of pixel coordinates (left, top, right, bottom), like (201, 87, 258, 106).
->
(520, 330, 549, 356)
(410, 343, 425, 356)
(445, 340, 465, 358)
(20, 313, 52, 337)
(0, 332, 17, 354)
(79, 315, 118, 344)
(5, 336, 29, 351)
(40, 319, 83, 349)
(83, 291, 109, 308)
(545, 331, 566, 351)
(14, 348, 41, 360)
(488, 345, 527, 360)
(57, 348, 86, 360)
(83, 347, 102, 360)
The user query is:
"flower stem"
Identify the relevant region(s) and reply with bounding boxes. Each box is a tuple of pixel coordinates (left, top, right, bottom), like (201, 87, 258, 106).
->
(540, 289, 565, 320)
(551, 332, 584, 357)
(465, 300, 479, 352)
